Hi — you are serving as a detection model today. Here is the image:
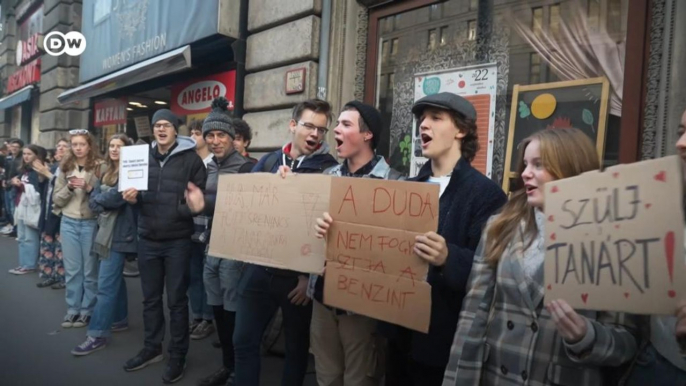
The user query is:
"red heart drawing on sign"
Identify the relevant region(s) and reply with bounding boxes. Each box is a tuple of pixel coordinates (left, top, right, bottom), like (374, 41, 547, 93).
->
(550, 233, 556, 241)
(551, 186, 559, 193)
(669, 290, 676, 298)
(615, 224, 621, 229)
(548, 215, 554, 222)
(613, 172, 619, 178)
(645, 203, 652, 209)
(581, 294, 589, 304)
(655, 171, 666, 182)
(547, 284, 552, 290)
(624, 292, 630, 299)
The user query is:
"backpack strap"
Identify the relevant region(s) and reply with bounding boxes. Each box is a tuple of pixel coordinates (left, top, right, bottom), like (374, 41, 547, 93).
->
(262, 152, 280, 173)
(238, 161, 255, 174)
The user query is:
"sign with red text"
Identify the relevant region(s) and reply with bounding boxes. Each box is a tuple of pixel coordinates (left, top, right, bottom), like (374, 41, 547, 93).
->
(544, 156, 686, 315)
(208, 173, 332, 274)
(6, 58, 40, 94)
(16, 33, 42, 66)
(171, 70, 236, 116)
(94, 98, 127, 126)
(324, 178, 438, 332)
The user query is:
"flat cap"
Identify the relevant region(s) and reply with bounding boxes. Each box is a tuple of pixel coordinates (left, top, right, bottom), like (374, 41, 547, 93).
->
(411, 92, 477, 121)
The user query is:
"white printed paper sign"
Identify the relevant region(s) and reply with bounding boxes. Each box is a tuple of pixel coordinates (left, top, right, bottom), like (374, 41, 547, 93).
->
(118, 144, 149, 192)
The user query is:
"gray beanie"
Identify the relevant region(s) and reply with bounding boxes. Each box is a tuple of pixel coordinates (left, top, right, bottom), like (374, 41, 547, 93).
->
(151, 109, 181, 132)
(202, 97, 235, 139)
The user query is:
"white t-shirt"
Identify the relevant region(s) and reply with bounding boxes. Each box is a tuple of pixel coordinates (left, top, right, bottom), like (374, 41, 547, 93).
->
(428, 176, 451, 197)
(202, 154, 214, 168)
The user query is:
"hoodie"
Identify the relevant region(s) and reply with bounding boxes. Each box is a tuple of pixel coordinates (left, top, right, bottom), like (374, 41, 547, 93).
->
(137, 136, 207, 241)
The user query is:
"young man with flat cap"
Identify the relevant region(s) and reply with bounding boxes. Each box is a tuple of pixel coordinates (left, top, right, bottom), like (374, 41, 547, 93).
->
(122, 109, 207, 384)
(306, 101, 401, 386)
(381, 92, 507, 385)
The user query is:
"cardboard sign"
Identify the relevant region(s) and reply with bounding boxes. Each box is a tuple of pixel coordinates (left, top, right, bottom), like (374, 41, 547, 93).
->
(208, 173, 332, 274)
(134, 116, 152, 138)
(544, 156, 686, 315)
(324, 177, 438, 332)
(118, 145, 149, 192)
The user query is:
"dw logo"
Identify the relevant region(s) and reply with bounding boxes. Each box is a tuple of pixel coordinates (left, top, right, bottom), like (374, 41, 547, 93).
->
(44, 31, 87, 57)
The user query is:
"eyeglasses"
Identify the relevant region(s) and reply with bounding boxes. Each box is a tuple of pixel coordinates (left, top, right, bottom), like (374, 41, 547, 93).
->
(69, 129, 89, 135)
(298, 121, 328, 135)
(154, 123, 174, 130)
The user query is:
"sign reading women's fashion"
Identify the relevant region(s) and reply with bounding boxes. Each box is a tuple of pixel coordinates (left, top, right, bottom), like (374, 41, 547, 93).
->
(323, 177, 438, 332)
(411, 63, 498, 178)
(118, 144, 149, 192)
(170, 71, 236, 116)
(544, 156, 686, 315)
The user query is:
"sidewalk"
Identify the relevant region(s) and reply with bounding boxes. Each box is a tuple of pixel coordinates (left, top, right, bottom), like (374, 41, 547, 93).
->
(0, 235, 316, 386)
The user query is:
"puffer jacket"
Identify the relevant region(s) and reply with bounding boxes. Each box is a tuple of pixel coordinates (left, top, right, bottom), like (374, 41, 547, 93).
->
(137, 136, 207, 241)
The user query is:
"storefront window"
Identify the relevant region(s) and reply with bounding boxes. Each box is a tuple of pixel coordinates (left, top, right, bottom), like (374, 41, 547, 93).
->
(370, 0, 630, 185)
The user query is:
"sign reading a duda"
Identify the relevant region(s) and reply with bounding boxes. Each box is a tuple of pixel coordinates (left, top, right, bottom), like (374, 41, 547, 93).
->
(79, 0, 238, 83)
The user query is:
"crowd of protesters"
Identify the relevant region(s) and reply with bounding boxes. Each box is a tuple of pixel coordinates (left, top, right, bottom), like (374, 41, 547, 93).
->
(3, 94, 686, 386)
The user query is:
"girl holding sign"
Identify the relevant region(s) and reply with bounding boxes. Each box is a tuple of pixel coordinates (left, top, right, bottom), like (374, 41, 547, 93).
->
(443, 128, 638, 386)
(52, 130, 104, 329)
(71, 134, 137, 356)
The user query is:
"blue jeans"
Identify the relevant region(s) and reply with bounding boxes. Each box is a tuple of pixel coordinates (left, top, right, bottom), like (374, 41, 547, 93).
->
(88, 250, 128, 338)
(626, 343, 686, 386)
(4, 189, 15, 225)
(233, 265, 312, 386)
(17, 219, 40, 269)
(61, 216, 99, 316)
(188, 242, 213, 320)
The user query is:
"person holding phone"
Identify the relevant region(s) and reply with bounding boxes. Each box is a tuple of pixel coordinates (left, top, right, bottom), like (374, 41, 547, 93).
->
(52, 130, 104, 329)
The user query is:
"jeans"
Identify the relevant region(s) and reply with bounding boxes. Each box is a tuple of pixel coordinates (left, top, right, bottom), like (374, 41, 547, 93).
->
(88, 250, 128, 338)
(188, 242, 213, 320)
(17, 219, 40, 269)
(4, 189, 15, 225)
(61, 216, 99, 316)
(138, 237, 191, 358)
(233, 265, 312, 386)
(626, 343, 686, 386)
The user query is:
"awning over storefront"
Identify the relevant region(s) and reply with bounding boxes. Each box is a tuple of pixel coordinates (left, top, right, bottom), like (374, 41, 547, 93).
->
(57, 45, 192, 105)
(0, 85, 33, 110)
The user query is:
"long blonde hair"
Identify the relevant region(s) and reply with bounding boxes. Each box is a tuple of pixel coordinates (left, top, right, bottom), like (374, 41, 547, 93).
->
(102, 134, 132, 186)
(60, 133, 102, 174)
(485, 128, 600, 266)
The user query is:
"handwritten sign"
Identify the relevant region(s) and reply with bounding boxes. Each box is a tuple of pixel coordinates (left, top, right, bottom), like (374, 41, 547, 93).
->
(118, 145, 149, 192)
(544, 156, 686, 315)
(324, 177, 438, 332)
(208, 173, 331, 274)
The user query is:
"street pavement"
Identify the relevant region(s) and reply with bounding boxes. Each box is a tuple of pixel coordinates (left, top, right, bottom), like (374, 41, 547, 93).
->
(0, 235, 317, 386)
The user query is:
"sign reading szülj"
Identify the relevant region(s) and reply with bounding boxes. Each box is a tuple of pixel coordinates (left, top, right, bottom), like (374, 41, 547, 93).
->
(94, 98, 128, 126)
(170, 71, 236, 116)
(324, 177, 438, 333)
(208, 173, 332, 274)
(544, 156, 686, 315)
(79, 0, 239, 83)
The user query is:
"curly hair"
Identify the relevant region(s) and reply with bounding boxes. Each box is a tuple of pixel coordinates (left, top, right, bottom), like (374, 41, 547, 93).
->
(448, 110, 479, 163)
(60, 133, 102, 174)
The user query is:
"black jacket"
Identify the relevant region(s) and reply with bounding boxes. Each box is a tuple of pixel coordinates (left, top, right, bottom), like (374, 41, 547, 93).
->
(138, 137, 207, 241)
(381, 157, 507, 368)
(89, 182, 139, 254)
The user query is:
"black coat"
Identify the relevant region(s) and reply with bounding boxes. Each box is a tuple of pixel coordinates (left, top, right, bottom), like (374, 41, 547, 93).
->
(381, 157, 507, 368)
(138, 137, 207, 241)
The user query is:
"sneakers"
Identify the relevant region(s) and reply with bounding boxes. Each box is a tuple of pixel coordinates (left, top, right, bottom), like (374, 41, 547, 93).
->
(8, 267, 35, 275)
(123, 348, 164, 372)
(73, 315, 91, 328)
(197, 366, 231, 386)
(190, 320, 215, 340)
(123, 259, 140, 277)
(71, 336, 107, 356)
(162, 357, 186, 384)
(51, 282, 66, 290)
(111, 320, 129, 332)
(62, 314, 79, 328)
(37, 278, 59, 288)
(0, 224, 13, 234)
(189, 319, 202, 334)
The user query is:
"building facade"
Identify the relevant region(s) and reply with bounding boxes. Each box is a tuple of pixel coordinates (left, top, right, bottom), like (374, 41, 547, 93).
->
(0, 0, 683, 186)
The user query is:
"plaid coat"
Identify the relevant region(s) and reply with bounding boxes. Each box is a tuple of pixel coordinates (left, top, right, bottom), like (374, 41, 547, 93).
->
(443, 222, 639, 386)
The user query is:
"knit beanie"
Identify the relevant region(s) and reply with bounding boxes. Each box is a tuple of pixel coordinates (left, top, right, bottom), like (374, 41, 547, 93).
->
(344, 101, 383, 150)
(151, 109, 181, 132)
(202, 97, 235, 139)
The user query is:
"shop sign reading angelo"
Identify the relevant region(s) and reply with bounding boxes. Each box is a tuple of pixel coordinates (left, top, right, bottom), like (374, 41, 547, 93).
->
(177, 80, 231, 112)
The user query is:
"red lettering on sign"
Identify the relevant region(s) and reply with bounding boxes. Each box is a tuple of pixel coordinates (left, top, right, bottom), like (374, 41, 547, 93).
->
(338, 186, 358, 216)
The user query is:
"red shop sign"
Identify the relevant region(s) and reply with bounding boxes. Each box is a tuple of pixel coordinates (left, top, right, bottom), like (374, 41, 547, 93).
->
(16, 34, 42, 66)
(6, 59, 41, 94)
(94, 98, 128, 126)
(171, 70, 236, 116)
